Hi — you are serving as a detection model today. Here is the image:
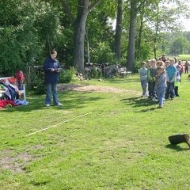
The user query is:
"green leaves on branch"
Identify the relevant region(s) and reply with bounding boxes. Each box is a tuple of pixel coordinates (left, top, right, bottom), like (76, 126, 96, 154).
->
(0, 0, 64, 75)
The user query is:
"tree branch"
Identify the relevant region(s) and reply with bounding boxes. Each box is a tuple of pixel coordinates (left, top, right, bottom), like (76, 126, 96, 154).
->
(88, 0, 102, 12)
(61, 0, 74, 23)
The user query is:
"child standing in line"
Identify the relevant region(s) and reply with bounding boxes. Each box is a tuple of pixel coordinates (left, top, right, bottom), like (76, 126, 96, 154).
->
(155, 66, 167, 108)
(139, 62, 148, 97)
(147, 59, 157, 101)
(174, 65, 181, 97)
(165, 59, 177, 100)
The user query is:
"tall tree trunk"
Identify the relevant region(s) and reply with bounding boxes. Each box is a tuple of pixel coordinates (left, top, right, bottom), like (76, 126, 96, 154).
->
(136, 1, 145, 59)
(61, 0, 102, 72)
(86, 30, 90, 64)
(153, 15, 159, 60)
(72, 0, 101, 73)
(114, 0, 123, 60)
(126, 0, 137, 71)
(73, 0, 89, 73)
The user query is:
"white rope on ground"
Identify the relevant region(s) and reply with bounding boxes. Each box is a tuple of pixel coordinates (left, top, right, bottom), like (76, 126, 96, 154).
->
(26, 112, 91, 137)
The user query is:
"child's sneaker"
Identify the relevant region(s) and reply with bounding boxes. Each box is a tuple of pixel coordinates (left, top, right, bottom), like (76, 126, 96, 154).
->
(152, 97, 156, 101)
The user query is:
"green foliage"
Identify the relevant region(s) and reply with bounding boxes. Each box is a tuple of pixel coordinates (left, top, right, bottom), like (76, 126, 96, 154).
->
(90, 66, 102, 78)
(27, 68, 46, 95)
(162, 31, 190, 57)
(134, 60, 143, 73)
(170, 36, 190, 55)
(90, 42, 115, 64)
(86, 5, 115, 64)
(0, 27, 23, 75)
(0, 0, 64, 76)
(35, 2, 63, 52)
(1, 0, 190, 79)
(136, 42, 153, 61)
(59, 67, 76, 83)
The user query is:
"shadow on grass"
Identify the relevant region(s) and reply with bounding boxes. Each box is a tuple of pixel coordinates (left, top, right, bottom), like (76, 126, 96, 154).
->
(165, 144, 190, 151)
(1, 91, 104, 112)
(105, 77, 139, 84)
(121, 96, 158, 111)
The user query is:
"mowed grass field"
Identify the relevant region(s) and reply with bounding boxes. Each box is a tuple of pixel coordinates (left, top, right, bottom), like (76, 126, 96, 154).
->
(177, 54, 190, 61)
(1, 73, 190, 190)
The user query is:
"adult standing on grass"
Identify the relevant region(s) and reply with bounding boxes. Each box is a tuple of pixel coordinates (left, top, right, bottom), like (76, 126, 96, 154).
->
(139, 62, 148, 97)
(43, 50, 62, 107)
(184, 60, 189, 74)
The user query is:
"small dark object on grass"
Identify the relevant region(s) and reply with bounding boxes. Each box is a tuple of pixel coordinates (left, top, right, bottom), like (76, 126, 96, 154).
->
(168, 134, 190, 148)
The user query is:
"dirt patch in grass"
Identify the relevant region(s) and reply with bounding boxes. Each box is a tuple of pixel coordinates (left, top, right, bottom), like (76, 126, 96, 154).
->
(58, 84, 140, 95)
(0, 150, 34, 173)
(0, 144, 47, 173)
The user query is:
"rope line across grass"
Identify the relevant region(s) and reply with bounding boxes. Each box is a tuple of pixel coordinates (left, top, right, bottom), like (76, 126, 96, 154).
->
(25, 112, 91, 137)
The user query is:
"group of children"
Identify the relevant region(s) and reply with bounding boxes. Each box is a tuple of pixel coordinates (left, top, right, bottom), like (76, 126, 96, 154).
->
(139, 58, 184, 108)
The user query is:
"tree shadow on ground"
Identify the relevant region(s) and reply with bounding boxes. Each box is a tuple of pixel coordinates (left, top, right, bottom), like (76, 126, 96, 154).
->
(1, 91, 104, 112)
(165, 144, 190, 151)
(121, 96, 158, 111)
(105, 77, 139, 84)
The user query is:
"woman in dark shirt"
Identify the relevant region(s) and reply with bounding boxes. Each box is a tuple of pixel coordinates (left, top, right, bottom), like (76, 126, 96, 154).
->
(43, 50, 62, 107)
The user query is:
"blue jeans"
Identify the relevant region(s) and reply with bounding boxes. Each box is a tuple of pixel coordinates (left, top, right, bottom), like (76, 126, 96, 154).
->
(45, 83, 59, 105)
(157, 86, 166, 107)
(141, 80, 147, 95)
(165, 82, 175, 99)
(148, 81, 156, 98)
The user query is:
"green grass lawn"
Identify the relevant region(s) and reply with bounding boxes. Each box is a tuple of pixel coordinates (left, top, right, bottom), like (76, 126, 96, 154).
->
(1, 73, 190, 189)
(177, 54, 190, 61)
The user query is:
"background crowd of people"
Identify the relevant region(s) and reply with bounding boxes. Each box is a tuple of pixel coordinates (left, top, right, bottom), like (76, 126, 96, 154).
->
(139, 56, 189, 108)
